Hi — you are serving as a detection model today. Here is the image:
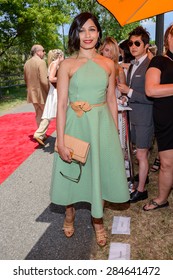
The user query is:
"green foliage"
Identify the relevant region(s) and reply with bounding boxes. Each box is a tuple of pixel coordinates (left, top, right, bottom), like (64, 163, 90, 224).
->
(0, 0, 148, 77)
(66, 0, 139, 42)
(0, 0, 70, 56)
(0, 85, 27, 112)
(0, 0, 71, 75)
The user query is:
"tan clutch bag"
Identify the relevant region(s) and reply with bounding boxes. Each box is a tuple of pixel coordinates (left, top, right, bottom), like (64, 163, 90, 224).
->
(63, 134, 90, 164)
(55, 134, 90, 183)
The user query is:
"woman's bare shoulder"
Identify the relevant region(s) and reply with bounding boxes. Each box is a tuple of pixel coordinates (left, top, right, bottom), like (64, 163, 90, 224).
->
(59, 57, 77, 68)
(96, 54, 115, 75)
(59, 56, 82, 78)
(101, 55, 115, 68)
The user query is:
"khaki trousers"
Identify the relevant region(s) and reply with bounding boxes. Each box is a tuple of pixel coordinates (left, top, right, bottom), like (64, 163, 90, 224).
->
(34, 118, 50, 140)
(33, 103, 45, 127)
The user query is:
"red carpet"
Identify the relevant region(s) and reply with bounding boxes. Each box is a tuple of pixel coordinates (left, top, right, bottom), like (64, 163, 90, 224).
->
(0, 112, 56, 184)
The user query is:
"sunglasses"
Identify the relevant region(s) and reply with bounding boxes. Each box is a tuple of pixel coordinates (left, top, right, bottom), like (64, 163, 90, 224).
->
(128, 41, 141, 47)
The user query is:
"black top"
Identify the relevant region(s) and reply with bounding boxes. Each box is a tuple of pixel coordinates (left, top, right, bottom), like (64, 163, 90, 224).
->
(147, 55, 173, 151)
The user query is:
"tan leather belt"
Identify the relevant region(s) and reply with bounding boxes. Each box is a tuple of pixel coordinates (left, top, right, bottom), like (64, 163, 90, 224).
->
(70, 101, 106, 117)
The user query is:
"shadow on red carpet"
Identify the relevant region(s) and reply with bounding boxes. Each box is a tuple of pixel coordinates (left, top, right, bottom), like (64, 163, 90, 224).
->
(0, 112, 56, 184)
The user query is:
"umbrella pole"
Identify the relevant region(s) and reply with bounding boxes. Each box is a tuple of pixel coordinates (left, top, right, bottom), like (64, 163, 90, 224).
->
(155, 14, 164, 55)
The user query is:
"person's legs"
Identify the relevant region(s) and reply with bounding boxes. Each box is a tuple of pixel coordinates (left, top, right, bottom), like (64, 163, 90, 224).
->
(92, 217, 107, 247)
(33, 103, 45, 127)
(143, 149, 173, 210)
(63, 205, 75, 238)
(150, 155, 160, 172)
(92, 200, 107, 247)
(130, 125, 153, 202)
(136, 148, 149, 192)
(63, 201, 107, 245)
(157, 150, 173, 202)
(34, 118, 50, 140)
(150, 141, 160, 172)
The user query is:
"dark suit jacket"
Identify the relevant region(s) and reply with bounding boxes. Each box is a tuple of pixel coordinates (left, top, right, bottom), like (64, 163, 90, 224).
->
(127, 56, 153, 126)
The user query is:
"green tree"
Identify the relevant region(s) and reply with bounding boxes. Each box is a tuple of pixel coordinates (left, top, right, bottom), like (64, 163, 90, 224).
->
(0, 0, 144, 76)
(0, 0, 71, 56)
(0, 0, 71, 74)
(67, 0, 139, 42)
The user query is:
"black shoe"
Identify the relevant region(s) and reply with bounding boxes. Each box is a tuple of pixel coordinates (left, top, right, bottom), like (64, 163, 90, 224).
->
(134, 174, 149, 184)
(130, 190, 148, 203)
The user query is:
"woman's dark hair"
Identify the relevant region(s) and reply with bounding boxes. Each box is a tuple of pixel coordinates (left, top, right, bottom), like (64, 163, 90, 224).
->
(128, 26, 150, 46)
(68, 12, 102, 54)
(119, 39, 134, 63)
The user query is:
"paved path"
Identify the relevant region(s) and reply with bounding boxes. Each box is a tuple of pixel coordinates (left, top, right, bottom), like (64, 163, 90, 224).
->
(0, 103, 96, 260)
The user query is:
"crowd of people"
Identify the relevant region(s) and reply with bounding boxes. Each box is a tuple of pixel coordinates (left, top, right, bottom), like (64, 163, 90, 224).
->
(24, 11, 173, 247)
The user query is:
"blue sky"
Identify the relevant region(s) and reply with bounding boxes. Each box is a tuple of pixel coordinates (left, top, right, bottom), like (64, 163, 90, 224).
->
(141, 11, 173, 40)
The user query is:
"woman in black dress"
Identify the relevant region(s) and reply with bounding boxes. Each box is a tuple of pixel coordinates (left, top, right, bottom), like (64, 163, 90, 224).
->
(143, 24, 173, 211)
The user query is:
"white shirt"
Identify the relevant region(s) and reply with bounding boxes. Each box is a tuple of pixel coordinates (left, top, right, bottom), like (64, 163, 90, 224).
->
(128, 54, 147, 98)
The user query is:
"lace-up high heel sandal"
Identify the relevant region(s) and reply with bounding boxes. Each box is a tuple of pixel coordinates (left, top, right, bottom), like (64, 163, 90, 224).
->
(94, 227, 107, 247)
(92, 218, 107, 247)
(63, 208, 75, 238)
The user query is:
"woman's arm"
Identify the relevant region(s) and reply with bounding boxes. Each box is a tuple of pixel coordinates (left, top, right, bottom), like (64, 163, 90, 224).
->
(145, 67, 173, 98)
(49, 56, 64, 83)
(48, 61, 58, 84)
(106, 60, 118, 129)
(55, 59, 72, 162)
(118, 65, 126, 84)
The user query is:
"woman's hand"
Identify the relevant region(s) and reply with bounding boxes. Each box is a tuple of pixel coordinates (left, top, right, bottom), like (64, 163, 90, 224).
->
(55, 144, 72, 163)
(55, 55, 64, 69)
(118, 95, 128, 106)
(117, 83, 130, 95)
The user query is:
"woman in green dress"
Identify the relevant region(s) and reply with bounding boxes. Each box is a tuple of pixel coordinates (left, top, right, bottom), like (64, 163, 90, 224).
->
(50, 12, 130, 247)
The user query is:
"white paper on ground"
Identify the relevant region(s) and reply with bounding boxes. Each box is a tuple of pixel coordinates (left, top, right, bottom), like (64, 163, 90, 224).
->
(112, 216, 131, 235)
(108, 242, 130, 260)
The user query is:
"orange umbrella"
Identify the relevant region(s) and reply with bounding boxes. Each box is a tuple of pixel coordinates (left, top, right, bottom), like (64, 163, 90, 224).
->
(97, 0, 173, 26)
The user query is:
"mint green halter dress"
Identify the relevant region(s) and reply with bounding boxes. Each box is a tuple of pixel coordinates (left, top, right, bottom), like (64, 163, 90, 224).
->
(50, 60, 130, 218)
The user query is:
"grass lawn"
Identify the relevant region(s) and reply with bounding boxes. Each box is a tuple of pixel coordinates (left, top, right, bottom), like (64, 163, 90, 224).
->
(0, 86, 27, 112)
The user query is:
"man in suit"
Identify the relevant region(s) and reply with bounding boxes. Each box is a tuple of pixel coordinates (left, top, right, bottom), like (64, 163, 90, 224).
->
(118, 26, 154, 203)
(24, 44, 49, 145)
